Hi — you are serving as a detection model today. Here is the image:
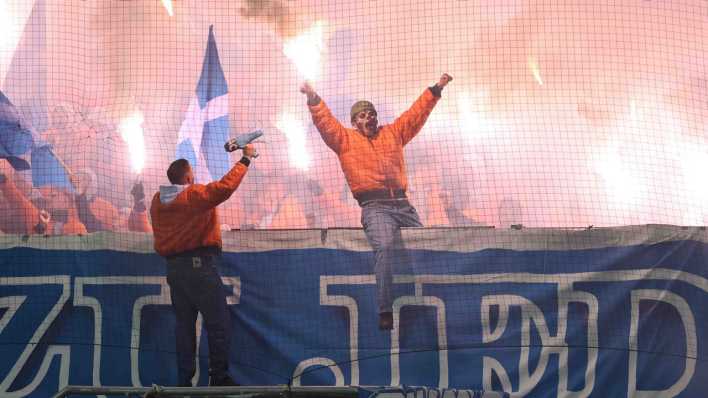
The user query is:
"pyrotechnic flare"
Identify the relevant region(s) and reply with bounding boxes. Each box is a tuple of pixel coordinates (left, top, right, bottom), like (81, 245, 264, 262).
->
(528, 56, 543, 86)
(595, 142, 641, 204)
(276, 112, 310, 171)
(161, 0, 174, 16)
(0, 1, 14, 51)
(119, 111, 146, 175)
(283, 21, 326, 81)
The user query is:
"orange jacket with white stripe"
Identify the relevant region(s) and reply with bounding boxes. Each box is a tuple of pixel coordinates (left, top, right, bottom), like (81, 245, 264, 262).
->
(308, 88, 440, 196)
(150, 161, 249, 257)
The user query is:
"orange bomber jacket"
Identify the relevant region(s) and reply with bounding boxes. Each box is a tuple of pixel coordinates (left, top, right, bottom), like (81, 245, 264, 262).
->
(0, 179, 44, 234)
(0, 182, 86, 235)
(150, 161, 249, 257)
(308, 88, 440, 196)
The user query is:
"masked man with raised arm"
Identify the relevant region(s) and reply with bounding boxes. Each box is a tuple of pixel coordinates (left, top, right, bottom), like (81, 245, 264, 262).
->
(150, 144, 256, 386)
(301, 73, 452, 330)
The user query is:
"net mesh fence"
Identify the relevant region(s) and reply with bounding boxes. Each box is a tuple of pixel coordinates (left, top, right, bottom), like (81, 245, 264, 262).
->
(0, 0, 706, 394)
(2, 0, 706, 231)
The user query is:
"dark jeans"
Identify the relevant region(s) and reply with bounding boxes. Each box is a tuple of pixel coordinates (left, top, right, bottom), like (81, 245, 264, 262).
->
(361, 200, 423, 313)
(166, 254, 231, 386)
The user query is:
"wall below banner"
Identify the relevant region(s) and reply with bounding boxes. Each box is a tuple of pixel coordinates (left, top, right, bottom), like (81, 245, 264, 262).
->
(0, 225, 707, 397)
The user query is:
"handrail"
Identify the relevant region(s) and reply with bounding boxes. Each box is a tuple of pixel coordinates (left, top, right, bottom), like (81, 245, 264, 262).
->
(52, 385, 507, 398)
(52, 384, 360, 398)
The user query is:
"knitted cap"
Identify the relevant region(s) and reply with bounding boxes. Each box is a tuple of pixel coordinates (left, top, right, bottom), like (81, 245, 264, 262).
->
(350, 100, 376, 121)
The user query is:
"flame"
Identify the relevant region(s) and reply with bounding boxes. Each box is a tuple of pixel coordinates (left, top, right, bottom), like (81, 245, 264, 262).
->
(119, 111, 146, 174)
(595, 143, 642, 205)
(0, 2, 11, 48)
(0, 1, 22, 59)
(629, 100, 638, 122)
(457, 90, 494, 139)
(276, 112, 310, 171)
(161, 0, 174, 17)
(528, 56, 543, 86)
(283, 21, 325, 81)
(677, 143, 708, 225)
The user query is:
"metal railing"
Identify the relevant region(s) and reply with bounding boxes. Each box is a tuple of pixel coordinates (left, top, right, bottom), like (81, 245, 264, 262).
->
(53, 385, 511, 398)
(52, 384, 359, 398)
(360, 386, 510, 398)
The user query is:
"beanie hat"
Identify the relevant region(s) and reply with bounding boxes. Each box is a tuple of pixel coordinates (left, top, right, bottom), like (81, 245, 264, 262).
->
(350, 100, 376, 122)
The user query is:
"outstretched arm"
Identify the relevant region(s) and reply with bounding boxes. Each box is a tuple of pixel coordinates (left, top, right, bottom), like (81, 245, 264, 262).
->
(187, 145, 256, 210)
(128, 181, 152, 232)
(301, 82, 348, 153)
(392, 73, 453, 146)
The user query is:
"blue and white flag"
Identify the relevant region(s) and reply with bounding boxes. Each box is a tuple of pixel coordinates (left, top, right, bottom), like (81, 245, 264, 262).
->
(0, 90, 72, 190)
(0, 91, 34, 170)
(30, 143, 73, 191)
(176, 25, 230, 183)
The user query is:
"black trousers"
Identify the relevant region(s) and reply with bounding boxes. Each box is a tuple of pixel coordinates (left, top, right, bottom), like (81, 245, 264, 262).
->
(166, 254, 231, 386)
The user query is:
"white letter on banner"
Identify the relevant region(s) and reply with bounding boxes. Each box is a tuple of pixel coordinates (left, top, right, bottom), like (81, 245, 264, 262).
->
(482, 287, 600, 397)
(291, 357, 345, 386)
(75, 276, 240, 389)
(390, 278, 448, 388)
(317, 275, 376, 385)
(481, 294, 564, 396)
(0, 277, 71, 398)
(628, 289, 696, 397)
(556, 289, 599, 398)
(74, 277, 170, 392)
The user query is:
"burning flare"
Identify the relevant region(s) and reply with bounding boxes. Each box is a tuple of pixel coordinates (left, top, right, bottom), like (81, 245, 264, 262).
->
(595, 143, 641, 204)
(528, 56, 543, 86)
(457, 90, 495, 139)
(119, 111, 146, 174)
(276, 112, 310, 171)
(161, 0, 174, 17)
(0, 1, 22, 56)
(283, 21, 325, 81)
(0, 2, 11, 49)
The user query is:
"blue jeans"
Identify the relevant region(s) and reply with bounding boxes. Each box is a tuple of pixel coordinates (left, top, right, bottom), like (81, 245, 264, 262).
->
(166, 255, 231, 386)
(361, 200, 423, 313)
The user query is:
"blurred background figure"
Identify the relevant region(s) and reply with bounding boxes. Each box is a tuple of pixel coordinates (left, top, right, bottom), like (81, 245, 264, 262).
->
(439, 190, 486, 227)
(1, 159, 86, 235)
(71, 169, 152, 233)
(3, 0, 708, 230)
(127, 180, 152, 233)
(71, 168, 122, 232)
(37, 185, 87, 235)
(0, 159, 51, 235)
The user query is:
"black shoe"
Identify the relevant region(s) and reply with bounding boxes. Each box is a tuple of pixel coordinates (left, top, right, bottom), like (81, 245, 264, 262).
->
(209, 374, 239, 386)
(379, 312, 393, 330)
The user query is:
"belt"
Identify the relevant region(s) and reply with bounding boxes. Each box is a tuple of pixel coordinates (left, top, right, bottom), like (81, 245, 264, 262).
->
(354, 188, 407, 206)
(166, 246, 221, 262)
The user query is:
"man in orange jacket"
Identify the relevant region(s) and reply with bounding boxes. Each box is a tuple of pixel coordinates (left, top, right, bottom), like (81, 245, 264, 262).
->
(150, 144, 255, 387)
(0, 159, 86, 235)
(0, 164, 50, 235)
(301, 73, 453, 330)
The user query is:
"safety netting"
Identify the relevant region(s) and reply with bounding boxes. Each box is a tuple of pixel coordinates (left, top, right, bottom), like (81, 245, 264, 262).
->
(0, 1, 707, 397)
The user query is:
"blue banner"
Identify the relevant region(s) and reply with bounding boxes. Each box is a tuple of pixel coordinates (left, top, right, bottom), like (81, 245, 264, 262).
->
(0, 226, 706, 397)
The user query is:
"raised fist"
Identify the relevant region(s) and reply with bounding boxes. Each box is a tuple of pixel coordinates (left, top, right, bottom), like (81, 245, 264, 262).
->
(437, 73, 453, 88)
(300, 82, 316, 97)
(131, 181, 145, 202)
(242, 144, 257, 159)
